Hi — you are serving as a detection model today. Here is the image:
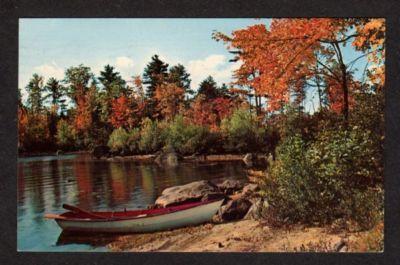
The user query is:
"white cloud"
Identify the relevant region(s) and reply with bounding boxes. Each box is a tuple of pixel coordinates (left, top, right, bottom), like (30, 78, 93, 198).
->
(33, 62, 65, 81)
(115, 56, 134, 70)
(187, 54, 241, 90)
(114, 56, 135, 81)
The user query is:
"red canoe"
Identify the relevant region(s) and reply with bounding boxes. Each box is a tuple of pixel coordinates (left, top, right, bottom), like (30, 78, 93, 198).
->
(45, 199, 224, 233)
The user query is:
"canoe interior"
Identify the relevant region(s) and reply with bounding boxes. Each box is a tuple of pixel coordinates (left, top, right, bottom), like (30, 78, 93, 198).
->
(59, 199, 221, 221)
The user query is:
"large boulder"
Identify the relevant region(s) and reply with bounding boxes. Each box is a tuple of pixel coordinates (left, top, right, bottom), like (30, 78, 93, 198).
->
(92, 145, 110, 159)
(155, 180, 225, 208)
(218, 197, 252, 221)
(216, 179, 245, 195)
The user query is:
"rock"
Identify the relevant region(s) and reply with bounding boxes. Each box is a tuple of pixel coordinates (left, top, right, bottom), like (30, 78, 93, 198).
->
(242, 183, 260, 197)
(243, 153, 254, 166)
(218, 198, 252, 221)
(244, 198, 264, 220)
(216, 179, 245, 195)
(92, 145, 110, 159)
(155, 180, 224, 208)
(334, 239, 348, 252)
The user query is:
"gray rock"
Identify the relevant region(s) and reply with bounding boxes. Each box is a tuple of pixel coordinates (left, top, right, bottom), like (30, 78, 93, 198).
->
(244, 198, 264, 220)
(155, 180, 224, 208)
(216, 179, 245, 195)
(218, 198, 252, 221)
(242, 183, 260, 197)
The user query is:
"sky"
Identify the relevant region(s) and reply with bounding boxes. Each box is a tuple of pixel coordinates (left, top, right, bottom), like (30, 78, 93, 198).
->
(19, 18, 368, 111)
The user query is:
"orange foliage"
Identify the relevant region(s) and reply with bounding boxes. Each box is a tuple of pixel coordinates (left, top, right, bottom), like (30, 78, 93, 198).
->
(190, 95, 233, 131)
(352, 19, 385, 88)
(326, 76, 359, 114)
(74, 96, 93, 132)
(214, 19, 348, 112)
(154, 83, 185, 120)
(110, 95, 135, 129)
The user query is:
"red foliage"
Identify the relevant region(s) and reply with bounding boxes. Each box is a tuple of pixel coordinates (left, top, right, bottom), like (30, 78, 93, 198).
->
(109, 95, 135, 129)
(189, 96, 233, 130)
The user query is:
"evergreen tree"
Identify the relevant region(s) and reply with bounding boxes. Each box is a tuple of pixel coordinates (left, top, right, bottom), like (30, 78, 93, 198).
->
(168, 64, 193, 95)
(197, 76, 218, 100)
(64, 64, 93, 102)
(26, 73, 45, 112)
(45, 78, 65, 106)
(142, 55, 169, 98)
(98, 64, 127, 98)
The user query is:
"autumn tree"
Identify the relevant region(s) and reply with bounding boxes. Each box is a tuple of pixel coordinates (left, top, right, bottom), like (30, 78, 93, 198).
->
(154, 83, 185, 121)
(214, 18, 371, 121)
(109, 95, 135, 129)
(352, 18, 385, 90)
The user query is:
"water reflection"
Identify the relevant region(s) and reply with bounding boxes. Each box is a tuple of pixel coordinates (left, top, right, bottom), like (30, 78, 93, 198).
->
(17, 154, 248, 251)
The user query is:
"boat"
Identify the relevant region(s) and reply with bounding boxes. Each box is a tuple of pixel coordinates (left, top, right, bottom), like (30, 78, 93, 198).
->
(44, 199, 224, 233)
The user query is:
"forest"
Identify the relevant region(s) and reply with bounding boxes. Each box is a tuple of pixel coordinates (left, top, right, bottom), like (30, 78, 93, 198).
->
(18, 18, 384, 237)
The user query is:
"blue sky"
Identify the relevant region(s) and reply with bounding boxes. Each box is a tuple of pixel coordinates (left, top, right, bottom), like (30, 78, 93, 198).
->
(19, 18, 368, 110)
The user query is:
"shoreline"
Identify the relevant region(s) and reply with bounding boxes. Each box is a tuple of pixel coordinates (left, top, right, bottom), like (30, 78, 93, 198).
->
(18, 151, 268, 163)
(107, 219, 382, 252)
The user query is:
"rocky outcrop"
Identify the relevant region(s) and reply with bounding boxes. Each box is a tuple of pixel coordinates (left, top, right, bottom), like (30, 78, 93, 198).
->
(154, 180, 225, 208)
(218, 198, 252, 221)
(216, 179, 245, 195)
(154, 178, 264, 223)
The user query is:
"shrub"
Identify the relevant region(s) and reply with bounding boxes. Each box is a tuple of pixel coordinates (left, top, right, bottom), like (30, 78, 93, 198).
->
(263, 127, 383, 229)
(221, 109, 266, 153)
(163, 115, 218, 155)
(107, 127, 129, 154)
(126, 128, 141, 154)
(56, 119, 76, 151)
(138, 118, 163, 153)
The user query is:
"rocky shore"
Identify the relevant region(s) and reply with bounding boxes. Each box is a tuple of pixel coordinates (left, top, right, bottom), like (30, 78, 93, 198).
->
(106, 179, 382, 252)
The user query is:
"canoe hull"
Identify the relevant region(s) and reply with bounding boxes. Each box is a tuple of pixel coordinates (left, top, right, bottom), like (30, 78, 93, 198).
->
(56, 199, 223, 233)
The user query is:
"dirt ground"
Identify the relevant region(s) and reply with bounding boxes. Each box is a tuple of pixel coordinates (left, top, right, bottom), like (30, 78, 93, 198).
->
(107, 219, 381, 252)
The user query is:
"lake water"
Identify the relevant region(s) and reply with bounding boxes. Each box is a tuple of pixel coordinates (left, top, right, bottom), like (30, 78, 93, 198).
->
(17, 154, 248, 252)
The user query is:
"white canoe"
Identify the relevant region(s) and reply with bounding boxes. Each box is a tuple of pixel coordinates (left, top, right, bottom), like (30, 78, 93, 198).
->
(45, 199, 224, 233)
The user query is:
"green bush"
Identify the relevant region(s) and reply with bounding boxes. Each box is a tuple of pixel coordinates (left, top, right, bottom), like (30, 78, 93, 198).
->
(263, 127, 383, 229)
(163, 115, 218, 155)
(138, 118, 163, 153)
(221, 109, 266, 153)
(108, 127, 129, 154)
(126, 128, 141, 154)
(56, 119, 76, 151)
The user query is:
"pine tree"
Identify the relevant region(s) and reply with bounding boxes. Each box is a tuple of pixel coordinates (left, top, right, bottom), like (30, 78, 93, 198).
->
(26, 73, 45, 112)
(142, 55, 169, 98)
(168, 64, 193, 95)
(197, 76, 218, 100)
(98, 64, 127, 98)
